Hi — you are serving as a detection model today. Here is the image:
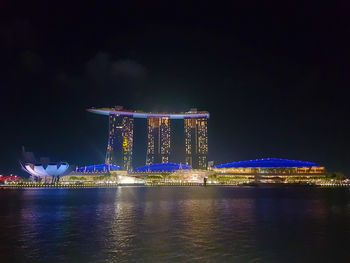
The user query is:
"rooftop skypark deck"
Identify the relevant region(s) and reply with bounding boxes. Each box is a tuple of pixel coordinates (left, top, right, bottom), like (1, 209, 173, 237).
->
(87, 107, 210, 119)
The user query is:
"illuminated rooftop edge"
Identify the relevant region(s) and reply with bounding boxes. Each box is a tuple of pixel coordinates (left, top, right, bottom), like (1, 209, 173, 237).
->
(87, 108, 210, 119)
(215, 158, 322, 169)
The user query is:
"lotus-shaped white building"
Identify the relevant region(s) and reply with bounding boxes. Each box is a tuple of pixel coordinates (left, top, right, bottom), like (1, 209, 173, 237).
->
(23, 163, 69, 177)
(20, 147, 71, 182)
(22, 162, 71, 183)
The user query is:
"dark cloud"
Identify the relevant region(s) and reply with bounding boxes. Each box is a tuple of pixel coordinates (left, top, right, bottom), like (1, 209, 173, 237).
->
(60, 52, 149, 107)
(86, 52, 146, 83)
(112, 59, 146, 79)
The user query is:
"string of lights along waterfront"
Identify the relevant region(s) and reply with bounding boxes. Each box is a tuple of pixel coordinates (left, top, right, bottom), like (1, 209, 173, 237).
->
(87, 107, 210, 170)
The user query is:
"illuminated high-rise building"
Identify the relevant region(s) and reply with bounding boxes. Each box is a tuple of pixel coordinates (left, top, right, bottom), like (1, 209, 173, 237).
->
(146, 117, 171, 165)
(184, 114, 208, 169)
(87, 107, 209, 169)
(105, 113, 134, 170)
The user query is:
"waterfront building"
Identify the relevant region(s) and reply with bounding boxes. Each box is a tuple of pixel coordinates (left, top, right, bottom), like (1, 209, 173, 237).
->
(61, 164, 141, 184)
(213, 158, 325, 180)
(184, 113, 208, 169)
(0, 175, 22, 184)
(20, 148, 71, 182)
(71, 164, 121, 176)
(133, 162, 191, 173)
(131, 163, 212, 184)
(105, 110, 134, 170)
(87, 107, 210, 170)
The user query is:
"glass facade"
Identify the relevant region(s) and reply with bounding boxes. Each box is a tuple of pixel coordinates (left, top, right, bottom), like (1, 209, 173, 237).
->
(105, 114, 134, 170)
(184, 118, 208, 169)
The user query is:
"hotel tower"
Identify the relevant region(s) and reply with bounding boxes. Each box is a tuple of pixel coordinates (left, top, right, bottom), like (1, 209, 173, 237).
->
(184, 116, 208, 169)
(105, 110, 134, 170)
(146, 117, 171, 165)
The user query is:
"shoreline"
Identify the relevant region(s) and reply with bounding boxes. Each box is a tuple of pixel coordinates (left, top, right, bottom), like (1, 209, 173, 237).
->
(1, 182, 349, 189)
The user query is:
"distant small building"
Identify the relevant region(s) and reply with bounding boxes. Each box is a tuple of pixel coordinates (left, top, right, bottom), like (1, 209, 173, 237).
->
(0, 175, 22, 184)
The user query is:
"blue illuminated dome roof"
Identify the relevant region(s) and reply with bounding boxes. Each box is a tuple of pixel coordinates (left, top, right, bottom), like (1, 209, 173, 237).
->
(133, 163, 191, 173)
(75, 164, 121, 173)
(215, 158, 321, 169)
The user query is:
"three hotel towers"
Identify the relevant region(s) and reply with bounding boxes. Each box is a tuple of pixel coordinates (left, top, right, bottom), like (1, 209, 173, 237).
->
(88, 107, 209, 170)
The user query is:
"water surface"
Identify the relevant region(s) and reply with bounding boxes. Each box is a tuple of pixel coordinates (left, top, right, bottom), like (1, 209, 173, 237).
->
(1, 186, 350, 262)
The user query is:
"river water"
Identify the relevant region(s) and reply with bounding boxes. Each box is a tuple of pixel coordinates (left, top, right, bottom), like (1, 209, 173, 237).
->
(1, 186, 350, 262)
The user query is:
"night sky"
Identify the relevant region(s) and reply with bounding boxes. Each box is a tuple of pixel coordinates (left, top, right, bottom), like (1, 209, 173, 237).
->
(1, 1, 349, 175)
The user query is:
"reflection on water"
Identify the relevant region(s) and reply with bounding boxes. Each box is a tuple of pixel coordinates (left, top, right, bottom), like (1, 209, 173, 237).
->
(1, 187, 350, 262)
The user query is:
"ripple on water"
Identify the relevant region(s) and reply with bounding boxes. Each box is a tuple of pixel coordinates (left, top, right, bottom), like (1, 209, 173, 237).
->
(1, 187, 350, 262)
